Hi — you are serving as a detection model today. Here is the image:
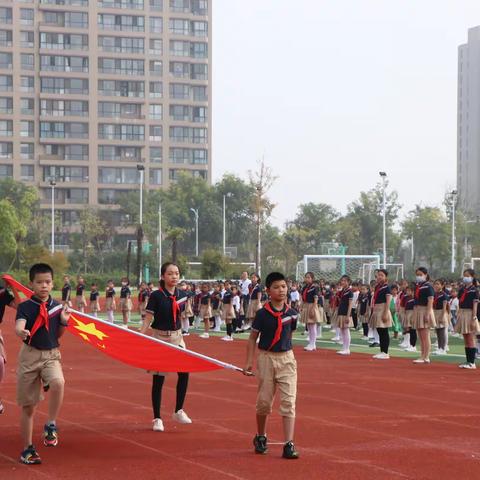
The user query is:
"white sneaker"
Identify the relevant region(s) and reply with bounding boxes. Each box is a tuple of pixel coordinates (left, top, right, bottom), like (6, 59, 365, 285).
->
(405, 345, 417, 352)
(337, 350, 350, 355)
(361, 336, 369, 341)
(413, 358, 430, 364)
(172, 409, 192, 424)
(152, 418, 164, 432)
(120, 324, 129, 329)
(304, 345, 316, 351)
(445, 346, 450, 352)
(373, 353, 390, 360)
(221, 335, 230, 341)
(212, 328, 221, 332)
(459, 363, 477, 369)
(199, 333, 210, 339)
(332, 337, 340, 342)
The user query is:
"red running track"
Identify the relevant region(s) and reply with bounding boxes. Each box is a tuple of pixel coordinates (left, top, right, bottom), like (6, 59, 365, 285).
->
(1, 308, 480, 480)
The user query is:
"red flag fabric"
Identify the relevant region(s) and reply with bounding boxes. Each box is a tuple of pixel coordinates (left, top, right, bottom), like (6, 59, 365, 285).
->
(2, 275, 242, 374)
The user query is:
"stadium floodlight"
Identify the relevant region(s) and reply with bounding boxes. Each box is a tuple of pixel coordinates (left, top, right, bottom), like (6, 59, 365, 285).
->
(379, 172, 387, 268)
(49, 179, 56, 254)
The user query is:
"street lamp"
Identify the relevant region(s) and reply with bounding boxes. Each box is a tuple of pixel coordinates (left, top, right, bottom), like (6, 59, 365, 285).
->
(158, 203, 162, 279)
(137, 164, 145, 283)
(50, 179, 56, 254)
(223, 192, 232, 256)
(190, 207, 199, 258)
(379, 172, 387, 269)
(451, 190, 458, 274)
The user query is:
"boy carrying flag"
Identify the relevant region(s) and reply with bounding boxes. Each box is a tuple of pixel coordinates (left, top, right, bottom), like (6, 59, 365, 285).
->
(244, 272, 299, 459)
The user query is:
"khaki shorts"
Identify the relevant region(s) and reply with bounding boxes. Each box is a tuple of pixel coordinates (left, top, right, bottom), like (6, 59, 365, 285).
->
(16, 344, 64, 407)
(256, 350, 297, 418)
(149, 329, 186, 376)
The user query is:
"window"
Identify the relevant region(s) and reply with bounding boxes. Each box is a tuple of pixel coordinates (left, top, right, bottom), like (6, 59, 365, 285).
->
(43, 166, 88, 182)
(40, 55, 89, 72)
(98, 58, 145, 76)
(59, 210, 80, 227)
(191, 63, 208, 80)
(40, 122, 88, 139)
(191, 42, 207, 58)
(169, 83, 190, 99)
(149, 125, 162, 141)
(170, 40, 190, 57)
(0, 8, 12, 25)
(0, 120, 12, 137)
(193, 106, 207, 123)
(169, 126, 206, 143)
(98, 167, 138, 184)
(98, 80, 145, 97)
(0, 142, 12, 159)
(191, 0, 207, 15)
(43, 11, 88, 28)
(149, 104, 162, 119)
(149, 60, 162, 76)
(97, 14, 145, 31)
(150, 146, 162, 162)
(20, 31, 34, 48)
(20, 121, 33, 137)
(0, 52, 12, 69)
(21, 54, 35, 71)
(170, 0, 190, 13)
(41, 99, 89, 117)
(40, 33, 89, 50)
(150, 0, 163, 11)
(98, 188, 133, 205)
(169, 61, 190, 78)
(20, 76, 34, 92)
(169, 104, 190, 121)
(192, 85, 207, 101)
(149, 81, 163, 98)
(98, 145, 141, 161)
(193, 127, 207, 143)
(0, 30, 13, 47)
(192, 169, 207, 179)
(21, 98, 34, 115)
(150, 17, 163, 33)
(0, 97, 12, 114)
(192, 20, 207, 37)
(98, 102, 141, 118)
(40, 0, 88, 5)
(44, 144, 88, 161)
(0, 164, 12, 179)
(20, 9, 34, 26)
(20, 143, 34, 159)
(169, 18, 190, 35)
(98, 124, 144, 140)
(0, 75, 12, 92)
(98, 36, 144, 53)
(98, 0, 144, 8)
(21, 165, 35, 182)
(41, 77, 89, 94)
(149, 168, 162, 185)
(149, 38, 162, 55)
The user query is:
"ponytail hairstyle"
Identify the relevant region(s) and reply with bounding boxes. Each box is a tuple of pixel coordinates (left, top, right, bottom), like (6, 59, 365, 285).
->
(340, 274, 351, 285)
(415, 266, 430, 282)
(304, 271, 315, 284)
(160, 262, 180, 289)
(433, 278, 446, 291)
(463, 268, 478, 287)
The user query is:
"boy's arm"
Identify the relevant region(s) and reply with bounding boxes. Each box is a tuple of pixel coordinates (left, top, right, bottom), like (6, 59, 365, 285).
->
(244, 330, 259, 375)
(15, 318, 30, 341)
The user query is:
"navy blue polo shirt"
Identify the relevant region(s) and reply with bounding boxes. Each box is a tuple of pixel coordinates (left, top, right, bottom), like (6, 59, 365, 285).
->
(200, 293, 210, 305)
(252, 303, 297, 352)
(16, 296, 63, 350)
(138, 289, 149, 303)
(0, 288, 14, 323)
(222, 289, 233, 304)
(433, 292, 449, 310)
(458, 286, 479, 310)
(337, 288, 353, 316)
(90, 290, 99, 302)
(405, 295, 415, 311)
(359, 293, 369, 315)
(146, 288, 187, 331)
(211, 292, 221, 309)
(301, 285, 318, 304)
(76, 283, 85, 296)
(61, 283, 71, 302)
(106, 287, 115, 298)
(414, 282, 434, 306)
(249, 284, 262, 300)
(372, 283, 391, 305)
(120, 286, 131, 298)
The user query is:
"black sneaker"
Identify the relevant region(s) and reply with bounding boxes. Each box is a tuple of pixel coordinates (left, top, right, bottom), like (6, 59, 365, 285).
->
(282, 441, 299, 459)
(369, 342, 380, 348)
(253, 434, 268, 454)
(44, 423, 58, 447)
(20, 445, 42, 465)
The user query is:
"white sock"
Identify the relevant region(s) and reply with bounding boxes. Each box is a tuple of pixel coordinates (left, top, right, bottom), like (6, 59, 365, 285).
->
(182, 318, 189, 332)
(309, 324, 317, 346)
(107, 310, 114, 323)
(336, 327, 342, 340)
(215, 316, 221, 329)
(374, 329, 380, 343)
(404, 333, 410, 345)
(444, 327, 449, 348)
(368, 327, 374, 338)
(93, 312, 98, 318)
(317, 324, 322, 338)
(342, 328, 351, 351)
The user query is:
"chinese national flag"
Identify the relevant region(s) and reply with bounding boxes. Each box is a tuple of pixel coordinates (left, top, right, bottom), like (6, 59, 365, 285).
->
(2, 275, 241, 374)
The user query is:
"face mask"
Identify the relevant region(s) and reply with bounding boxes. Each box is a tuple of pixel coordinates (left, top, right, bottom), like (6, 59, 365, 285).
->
(122, 282, 127, 286)
(463, 277, 473, 284)
(416, 275, 426, 283)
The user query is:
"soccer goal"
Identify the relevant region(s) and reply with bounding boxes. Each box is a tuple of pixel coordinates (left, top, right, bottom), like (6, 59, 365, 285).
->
(385, 263, 405, 281)
(296, 255, 381, 283)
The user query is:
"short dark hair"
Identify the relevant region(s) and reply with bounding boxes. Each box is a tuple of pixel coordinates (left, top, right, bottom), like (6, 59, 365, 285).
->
(265, 272, 286, 288)
(29, 263, 54, 281)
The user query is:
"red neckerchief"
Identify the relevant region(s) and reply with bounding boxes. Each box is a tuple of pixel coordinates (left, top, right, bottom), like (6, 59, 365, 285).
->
(263, 301, 286, 351)
(460, 286, 474, 305)
(372, 282, 385, 307)
(249, 283, 258, 299)
(29, 297, 50, 345)
(159, 287, 180, 330)
(415, 282, 426, 300)
(341, 287, 352, 298)
(434, 292, 443, 309)
(302, 284, 313, 302)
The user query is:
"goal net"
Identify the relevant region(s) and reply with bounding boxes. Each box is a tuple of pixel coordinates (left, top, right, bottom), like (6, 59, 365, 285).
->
(385, 263, 405, 281)
(296, 255, 381, 283)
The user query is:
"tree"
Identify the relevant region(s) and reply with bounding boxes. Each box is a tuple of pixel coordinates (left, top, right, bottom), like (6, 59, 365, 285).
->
(0, 199, 24, 270)
(200, 249, 230, 278)
(166, 227, 186, 263)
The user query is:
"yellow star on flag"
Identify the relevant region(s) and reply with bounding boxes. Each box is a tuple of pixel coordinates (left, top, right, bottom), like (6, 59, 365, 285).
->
(72, 317, 109, 341)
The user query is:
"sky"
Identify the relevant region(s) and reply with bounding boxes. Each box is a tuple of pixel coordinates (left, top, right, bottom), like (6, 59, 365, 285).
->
(212, 0, 480, 229)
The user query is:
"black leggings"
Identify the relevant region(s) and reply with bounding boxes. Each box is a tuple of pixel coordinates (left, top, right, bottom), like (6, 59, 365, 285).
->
(377, 327, 390, 354)
(362, 322, 368, 337)
(436, 328, 446, 350)
(410, 329, 417, 347)
(152, 373, 189, 419)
